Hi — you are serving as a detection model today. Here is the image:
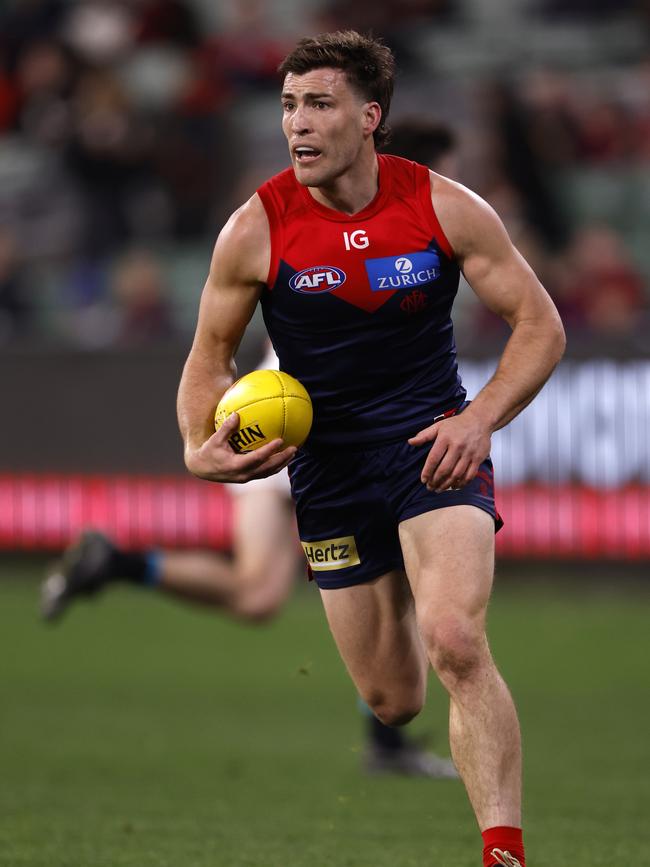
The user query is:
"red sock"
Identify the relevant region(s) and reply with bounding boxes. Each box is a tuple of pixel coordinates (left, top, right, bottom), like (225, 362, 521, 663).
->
(481, 826, 525, 867)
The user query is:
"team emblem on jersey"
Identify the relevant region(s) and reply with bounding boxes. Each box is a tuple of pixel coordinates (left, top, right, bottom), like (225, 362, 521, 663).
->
(289, 265, 347, 294)
(365, 250, 440, 292)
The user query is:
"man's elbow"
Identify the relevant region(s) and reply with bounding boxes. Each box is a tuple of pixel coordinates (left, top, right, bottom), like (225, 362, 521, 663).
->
(549, 311, 567, 365)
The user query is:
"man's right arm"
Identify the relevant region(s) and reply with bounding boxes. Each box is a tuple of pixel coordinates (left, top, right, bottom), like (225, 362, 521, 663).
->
(177, 194, 296, 483)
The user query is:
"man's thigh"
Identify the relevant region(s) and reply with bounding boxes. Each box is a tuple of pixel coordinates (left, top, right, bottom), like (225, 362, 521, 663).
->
(319, 569, 428, 715)
(399, 505, 495, 630)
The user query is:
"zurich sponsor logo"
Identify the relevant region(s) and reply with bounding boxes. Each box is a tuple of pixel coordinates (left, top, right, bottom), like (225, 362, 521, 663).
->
(289, 265, 346, 294)
(365, 250, 440, 291)
(395, 257, 413, 274)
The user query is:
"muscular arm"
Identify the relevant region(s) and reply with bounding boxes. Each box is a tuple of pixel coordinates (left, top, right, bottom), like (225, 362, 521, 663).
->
(178, 195, 296, 482)
(410, 174, 566, 492)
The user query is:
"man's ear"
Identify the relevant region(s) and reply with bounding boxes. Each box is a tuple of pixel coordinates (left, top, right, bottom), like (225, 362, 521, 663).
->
(362, 102, 382, 137)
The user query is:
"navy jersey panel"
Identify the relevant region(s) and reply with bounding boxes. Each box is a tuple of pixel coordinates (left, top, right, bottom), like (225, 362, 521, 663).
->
(290, 442, 502, 590)
(258, 155, 467, 448)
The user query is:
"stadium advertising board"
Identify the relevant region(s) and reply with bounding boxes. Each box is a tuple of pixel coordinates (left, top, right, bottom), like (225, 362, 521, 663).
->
(1, 360, 649, 558)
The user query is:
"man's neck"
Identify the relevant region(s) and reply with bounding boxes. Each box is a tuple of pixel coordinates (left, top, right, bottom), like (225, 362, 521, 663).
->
(308, 152, 379, 216)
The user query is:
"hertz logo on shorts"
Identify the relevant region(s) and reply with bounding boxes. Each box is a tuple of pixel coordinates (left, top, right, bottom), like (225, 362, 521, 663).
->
(301, 536, 360, 571)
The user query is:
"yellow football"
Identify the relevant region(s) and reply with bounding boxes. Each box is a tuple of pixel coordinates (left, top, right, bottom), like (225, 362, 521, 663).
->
(214, 369, 313, 453)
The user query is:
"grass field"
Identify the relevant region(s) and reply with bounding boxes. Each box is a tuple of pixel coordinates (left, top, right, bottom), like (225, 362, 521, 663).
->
(1, 558, 649, 867)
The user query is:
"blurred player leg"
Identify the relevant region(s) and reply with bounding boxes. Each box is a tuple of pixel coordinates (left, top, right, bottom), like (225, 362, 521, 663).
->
(41, 460, 297, 618)
(40, 476, 296, 623)
(159, 487, 297, 621)
(360, 699, 457, 778)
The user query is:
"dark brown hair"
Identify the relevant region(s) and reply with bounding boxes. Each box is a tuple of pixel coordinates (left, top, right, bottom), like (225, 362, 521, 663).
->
(278, 30, 395, 148)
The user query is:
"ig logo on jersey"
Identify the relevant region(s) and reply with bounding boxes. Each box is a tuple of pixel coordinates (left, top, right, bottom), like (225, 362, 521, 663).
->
(289, 265, 347, 294)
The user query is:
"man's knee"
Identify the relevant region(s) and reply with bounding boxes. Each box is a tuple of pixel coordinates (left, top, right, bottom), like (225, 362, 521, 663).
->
(419, 608, 486, 682)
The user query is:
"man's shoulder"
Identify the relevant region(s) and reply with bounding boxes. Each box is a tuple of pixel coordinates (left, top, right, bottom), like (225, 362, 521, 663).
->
(429, 174, 505, 259)
(212, 194, 271, 284)
(222, 194, 269, 247)
(429, 171, 476, 207)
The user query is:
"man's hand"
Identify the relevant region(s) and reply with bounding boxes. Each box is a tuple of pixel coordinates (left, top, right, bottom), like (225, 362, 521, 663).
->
(185, 412, 297, 483)
(408, 409, 491, 493)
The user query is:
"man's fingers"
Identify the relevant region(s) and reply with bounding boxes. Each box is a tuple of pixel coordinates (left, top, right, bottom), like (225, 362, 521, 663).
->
(432, 456, 471, 492)
(238, 438, 290, 468)
(413, 414, 491, 492)
(213, 412, 240, 442)
(408, 424, 439, 446)
(230, 445, 297, 482)
(251, 447, 297, 479)
(428, 448, 461, 491)
(459, 461, 480, 488)
(420, 438, 448, 485)
(187, 415, 298, 482)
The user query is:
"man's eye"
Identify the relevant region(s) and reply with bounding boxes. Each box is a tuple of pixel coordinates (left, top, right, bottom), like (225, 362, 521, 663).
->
(283, 103, 294, 111)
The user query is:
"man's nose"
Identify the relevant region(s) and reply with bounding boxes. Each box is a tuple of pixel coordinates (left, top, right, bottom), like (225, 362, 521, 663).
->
(291, 105, 311, 133)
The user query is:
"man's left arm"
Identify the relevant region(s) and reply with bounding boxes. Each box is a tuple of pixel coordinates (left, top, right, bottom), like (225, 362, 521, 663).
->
(409, 176, 566, 492)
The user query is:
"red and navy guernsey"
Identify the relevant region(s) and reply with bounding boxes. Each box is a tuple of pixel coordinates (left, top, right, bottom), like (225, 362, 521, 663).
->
(257, 154, 466, 449)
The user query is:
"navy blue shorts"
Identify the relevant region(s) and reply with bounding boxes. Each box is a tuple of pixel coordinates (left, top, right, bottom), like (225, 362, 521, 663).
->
(289, 438, 503, 590)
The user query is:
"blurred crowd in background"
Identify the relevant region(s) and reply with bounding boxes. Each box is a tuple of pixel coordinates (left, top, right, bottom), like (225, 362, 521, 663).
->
(1, 0, 649, 353)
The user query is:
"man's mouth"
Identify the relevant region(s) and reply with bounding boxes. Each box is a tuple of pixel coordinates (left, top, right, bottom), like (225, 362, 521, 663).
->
(294, 146, 322, 163)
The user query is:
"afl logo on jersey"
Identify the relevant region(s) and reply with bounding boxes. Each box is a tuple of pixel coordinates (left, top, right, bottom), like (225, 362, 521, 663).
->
(289, 266, 347, 294)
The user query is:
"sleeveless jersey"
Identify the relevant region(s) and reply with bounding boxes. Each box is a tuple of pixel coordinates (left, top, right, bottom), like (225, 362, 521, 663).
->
(257, 154, 466, 449)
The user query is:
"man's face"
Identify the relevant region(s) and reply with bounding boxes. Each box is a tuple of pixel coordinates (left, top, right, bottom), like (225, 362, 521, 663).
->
(281, 67, 377, 187)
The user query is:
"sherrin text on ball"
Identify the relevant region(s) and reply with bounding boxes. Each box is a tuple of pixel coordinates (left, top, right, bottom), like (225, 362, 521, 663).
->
(215, 369, 313, 453)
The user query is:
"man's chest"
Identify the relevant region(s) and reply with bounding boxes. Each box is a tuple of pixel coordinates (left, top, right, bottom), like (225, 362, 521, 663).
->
(275, 214, 448, 316)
